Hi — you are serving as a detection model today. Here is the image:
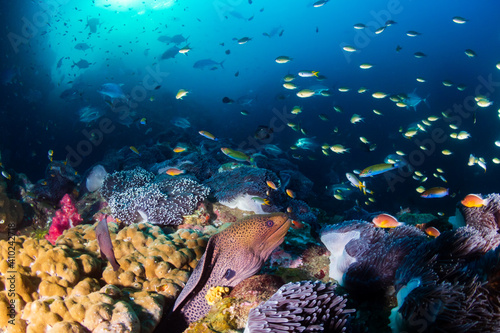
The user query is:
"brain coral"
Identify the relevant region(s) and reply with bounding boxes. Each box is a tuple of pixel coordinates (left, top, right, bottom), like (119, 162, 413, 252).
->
(100, 167, 210, 225)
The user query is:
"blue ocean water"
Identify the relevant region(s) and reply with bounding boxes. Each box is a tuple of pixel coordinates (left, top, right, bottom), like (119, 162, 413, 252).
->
(1, 0, 499, 215)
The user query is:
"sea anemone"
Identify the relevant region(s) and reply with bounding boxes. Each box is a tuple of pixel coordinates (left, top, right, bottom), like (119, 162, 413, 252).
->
(244, 280, 354, 333)
(460, 193, 500, 232)
(391, 226, 500, 332)
(320, 221, 426, 295)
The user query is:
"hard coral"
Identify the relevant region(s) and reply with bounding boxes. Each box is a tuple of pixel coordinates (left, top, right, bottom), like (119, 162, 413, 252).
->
(245, 280, 354, 333)
(0, 220, 211, 332)
(45, 194, 82, 245)
(19, 284, 164, 333)
(100, 168, 210, 225)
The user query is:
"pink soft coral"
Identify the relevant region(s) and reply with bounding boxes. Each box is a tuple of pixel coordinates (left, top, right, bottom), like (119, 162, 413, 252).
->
(45, 194, 82, 244)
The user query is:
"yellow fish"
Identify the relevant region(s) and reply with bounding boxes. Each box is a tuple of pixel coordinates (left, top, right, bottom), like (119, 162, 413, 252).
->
(130, 146, 140, 155)
(173, 146, 187, 153)
(296, 89, 316, 98)
(176, 89, 189, 100)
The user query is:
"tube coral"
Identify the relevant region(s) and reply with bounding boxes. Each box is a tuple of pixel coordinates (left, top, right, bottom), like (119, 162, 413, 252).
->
(245, 280, 354, 333)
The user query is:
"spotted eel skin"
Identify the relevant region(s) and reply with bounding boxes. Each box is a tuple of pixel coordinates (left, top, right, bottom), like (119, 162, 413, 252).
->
(157, 213, 291, 332)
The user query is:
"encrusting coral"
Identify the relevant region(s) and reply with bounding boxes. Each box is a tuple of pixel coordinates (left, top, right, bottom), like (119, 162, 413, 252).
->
(0, 221, 212, 332)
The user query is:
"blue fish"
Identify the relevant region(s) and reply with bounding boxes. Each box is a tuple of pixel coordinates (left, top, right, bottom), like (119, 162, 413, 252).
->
(403, 89, 429, 111)
(98, 83, 127, 101)
(78, 106, 105, 123)
(170, 117, 191, 129)
(193, 59, 225, 70)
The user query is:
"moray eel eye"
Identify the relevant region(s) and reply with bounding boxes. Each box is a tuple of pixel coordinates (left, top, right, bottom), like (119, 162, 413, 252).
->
(266, 220, 274, 227)
(223, 269, 236, 280)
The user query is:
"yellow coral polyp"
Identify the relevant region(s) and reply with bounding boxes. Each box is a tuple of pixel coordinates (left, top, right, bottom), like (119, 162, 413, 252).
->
(205, 286, 230, 305)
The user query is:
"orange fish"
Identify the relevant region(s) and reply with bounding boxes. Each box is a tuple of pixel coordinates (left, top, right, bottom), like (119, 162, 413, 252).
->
(165, 168, 185, 176)
(424, 226, 441, 237)
(291, 220, 304, 229)
(372, 213, 403, 228)
(287, 206, 293, 213)
(266, 180, 278, 190)
(461, 194, 486, 208)
(173, 146, 186, 153)
(286, 189, 296, 198)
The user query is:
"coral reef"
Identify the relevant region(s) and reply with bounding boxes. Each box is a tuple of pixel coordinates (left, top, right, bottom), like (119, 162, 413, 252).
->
(45, 194, 82, 245)
(0, 221, 211, 332)
(245, 280, 354, 333)
(205, 166, 281, 214)
(320, 221, 427, 296)
(390, 226, 500, 332)
(163, 213, 291, 331)
(0, 186, 23, 234)
(31, 161, 80, 205)
(100, 168, 210, 225)
(286, 199, 317, 224)
(184, 275, 285, 333)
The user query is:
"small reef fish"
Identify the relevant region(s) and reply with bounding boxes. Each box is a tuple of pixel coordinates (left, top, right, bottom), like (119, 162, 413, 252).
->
(129, 146, 140, 155)
(173, 146, 187, 153)
(95, 218, 120, 271)
(266, 180, 278, 190)
(1, 170, 11, 180)
(424, 226, 441, 237)
(176, 89, 189, 99)
(346, 172, 366, 195)
(421, 187, 449, 198)
(165, 168, 185, 176)
(275, 56, 292, 63)
(298, 70, 319, 77)
(372, 213, 403, 228)
(330, 144, 350, 154)
(221, 148, 253, 163)
(296, 89, 316, 98)
(48, 149, 54, 162)
(291, 220, 304, 229)
(359, 162, 402, 177)
(165, 213, 291, 329)
(251, 196, 270, 205)
(461, 194, 486, 207)
(286, 188, 296, 198)
(199, 131, 218, 141)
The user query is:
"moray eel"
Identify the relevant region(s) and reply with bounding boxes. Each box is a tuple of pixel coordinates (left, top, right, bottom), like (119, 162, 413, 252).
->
(158, 213, 291, 331)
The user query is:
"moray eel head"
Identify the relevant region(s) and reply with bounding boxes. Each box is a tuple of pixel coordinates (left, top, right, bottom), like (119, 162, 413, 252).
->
(161, 212, 291, 331)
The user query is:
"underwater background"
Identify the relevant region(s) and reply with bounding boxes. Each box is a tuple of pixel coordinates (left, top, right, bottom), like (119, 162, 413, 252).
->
(1, 1, 500, 332)
(1, 0, 500, 217)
